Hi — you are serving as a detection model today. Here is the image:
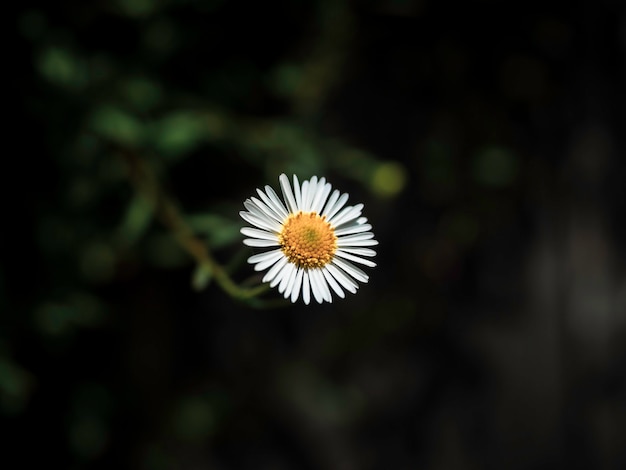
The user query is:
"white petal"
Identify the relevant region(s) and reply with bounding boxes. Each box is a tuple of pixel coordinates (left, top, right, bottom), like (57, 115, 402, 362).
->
(240, 227, 278, 241)
(356, 217, 368, 225)
(243, 200, 280, 225)
(248, 250, 281, 263)
(311, 181, 331, 214)
(270, 261, 291, 288)
(262, 256, 288, 283)
(329, 203, 363, 227)
(293, 175, 302, 211)
(243, 238, 280, 247)
(248, 249, 284, 271)
(313, 268, 332, 302)
(309, 268, 324, 304)
(250, 196, 283, 223)
(302, 271, 311, 305)
(264, 185, 289, 218)
(339, 247, 377, 257)
(332, 257, 369, 283)
(334, 223, 372, 236)
(322, 267, 345, 298)
(300, 180, 309, 212)
(240, 211, 281, 233)
(324, 192, 349, 220)
(290, 268, 304, 303)
(337, 238, 379, 247)
(279, 173, 298, 213)
(321, 189, 340, 217)
(325, 263, 358, 294)
(283, 268, 297, 298)
(335, 250, 377, 267)
(336, 232, 375, 242)
(257, 188, 285, 219)
(305, 176, 318, 212)
(278, 263, 296, 294)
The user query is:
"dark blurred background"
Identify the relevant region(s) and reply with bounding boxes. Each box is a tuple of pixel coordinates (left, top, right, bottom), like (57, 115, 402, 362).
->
(7, 0, 626, 469)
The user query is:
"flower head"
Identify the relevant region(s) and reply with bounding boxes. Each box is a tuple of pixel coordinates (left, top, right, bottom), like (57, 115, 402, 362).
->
(240, 174, 378, 304)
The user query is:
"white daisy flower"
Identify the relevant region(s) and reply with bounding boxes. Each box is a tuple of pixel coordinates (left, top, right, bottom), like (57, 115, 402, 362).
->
(240, 174, 378, 305)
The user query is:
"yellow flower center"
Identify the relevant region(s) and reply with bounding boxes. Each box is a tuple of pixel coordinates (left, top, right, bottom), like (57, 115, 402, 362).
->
(279, 211, 337, 269)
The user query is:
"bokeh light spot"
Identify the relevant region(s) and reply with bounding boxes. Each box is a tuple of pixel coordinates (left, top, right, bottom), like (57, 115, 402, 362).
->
(371, 161, 408, 197)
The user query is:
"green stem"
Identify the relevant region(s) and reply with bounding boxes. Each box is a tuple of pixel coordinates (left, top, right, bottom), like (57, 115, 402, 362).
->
(120, 148, 270, 302)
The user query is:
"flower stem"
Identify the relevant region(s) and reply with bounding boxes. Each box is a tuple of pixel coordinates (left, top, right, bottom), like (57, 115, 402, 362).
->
(119, 148, 270, 302)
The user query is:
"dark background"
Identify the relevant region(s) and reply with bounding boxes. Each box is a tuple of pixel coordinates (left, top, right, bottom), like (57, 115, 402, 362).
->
(7, 0, 626, 469)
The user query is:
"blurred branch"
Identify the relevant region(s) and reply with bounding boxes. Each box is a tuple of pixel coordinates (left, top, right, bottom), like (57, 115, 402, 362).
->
(118, 148, 270, 304)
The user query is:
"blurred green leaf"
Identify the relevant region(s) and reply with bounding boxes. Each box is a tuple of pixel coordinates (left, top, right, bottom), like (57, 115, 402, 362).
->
(142, 18, 179, 54)
(171, 396, 216, 442)
(118, 194, 154, 245)
(79, 242, 117, 284)
(330, 146, 378, 183)
(35, 303, 75, 336)
(191, 264, 213, 291)
(122, 77, 162, 111)
(35, 293, 107, 337)
(90, 106, 143, 146)
(116, 0, 158, 17)
(186, 214, 241, 248)
(269, 63, 302, 98)
(150, 112, 207, 158)
(144, 233, 188, 268)
(473, 147, 519, 187)
(68, 383, 112, 458)
(0, 357, 34, 414)
(37, 46, 87, 89)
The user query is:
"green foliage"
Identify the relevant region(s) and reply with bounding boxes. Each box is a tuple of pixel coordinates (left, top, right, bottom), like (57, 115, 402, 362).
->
(90, 106, 143, 146)
(150, 112, 208, 158)
(121, 77, 163, 112)
(144, 233, 189, 268)
(186, 214, 241, 249)
(117, 194, 154, 246)
(473, 146, 519, 187)
(0, 357, 34, 414)
(34, 294, 107, 337)
(116, 0, 159, 18)
(67, 383, 113, 459)
(170, 395, 216, 442)
(13, 0, 406, 466)
(191, 264, 213, 291)
(12, 1, 623, 468)
(37, 47, 88, 89)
